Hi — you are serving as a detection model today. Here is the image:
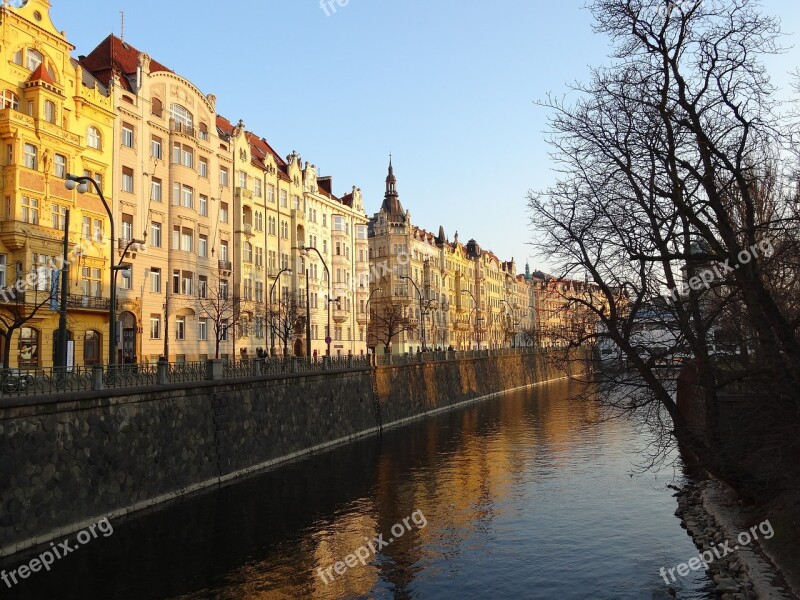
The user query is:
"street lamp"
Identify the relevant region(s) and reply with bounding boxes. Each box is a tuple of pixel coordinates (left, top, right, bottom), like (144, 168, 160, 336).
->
(401, 276, 437, 352)
(268, 267, 292, 356)
(65, 173, 118, 366)
(365, 287, 382, 352)
(462, 289, 479, 349)
(299, 245, 332, 356)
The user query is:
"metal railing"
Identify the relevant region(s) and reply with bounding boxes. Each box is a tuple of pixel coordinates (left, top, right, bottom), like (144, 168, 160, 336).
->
(0, 350, 524, 401)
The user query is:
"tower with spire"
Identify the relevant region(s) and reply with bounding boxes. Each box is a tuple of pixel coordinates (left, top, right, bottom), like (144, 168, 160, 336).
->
(380, 155, 406, 223)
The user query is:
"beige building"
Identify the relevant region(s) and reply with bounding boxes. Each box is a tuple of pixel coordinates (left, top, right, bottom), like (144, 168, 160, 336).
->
(368, 160, 536, 353)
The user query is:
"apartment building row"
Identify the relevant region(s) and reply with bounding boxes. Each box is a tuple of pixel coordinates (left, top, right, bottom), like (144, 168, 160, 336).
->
(0, 0, 369, 367)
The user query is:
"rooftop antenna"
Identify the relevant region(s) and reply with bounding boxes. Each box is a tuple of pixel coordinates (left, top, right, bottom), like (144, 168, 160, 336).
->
(120, 11, 125, 40)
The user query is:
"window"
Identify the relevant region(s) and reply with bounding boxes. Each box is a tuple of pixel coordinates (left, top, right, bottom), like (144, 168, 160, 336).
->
(18, 327, 39, 368)
(150, 222, 162, 247)
(322, 213, 327, 227)
(220, 241, 229, 263)
(44, 100, 56, 124)
(220, 319, 229, 342)
(254, 178, 262, 198)
(119, 263, 132, 290)
(198, 275, 208, 299)
(256, 281, 264, 303)
(182, 146, 193, 168)
(87, 127, 101, 150)
(151, 98, 163, 117)
(79, 265, 102, 297)
(267, 184, 275, 203)
(23, 143, 36, 169)
(199, 194, 208, 216)
(198, 157, 208, 178)
(243, 241, 252, 263)
(280, 220, 288, 239)
(198, 122, 209, 141)
(51, 204, 66, 230)
(181, 185, 193, 209)
(268, 215, 276, 235)
(198, 234, 208, 258)
(151, 177, 162, 202)
(220, 202, 228, 223)
(176, 316, 185, 341)
(170, 103, 193, 130)
(356, 224, 368, 239)
(150, 136, 162, 159)
(53, 154, 66, 178)
(332, 215, 346, 232)
(198, 318, 207, 341)
(219, 167, 229, 187)
(181, 228, 193, 252)
(121, 167, 134, 193)
(255, 246, 263, 267)
(254, 211, 263, 231)
(121, 213, 133, 241)
(150, 315, 161, 339)
(22, 196, 39, 225)
(82, 216, 91, 238)
(25, 48, 43, 71)
(280, 190, 287, 207)
(238, 170, 247, 188)
(122, 123, 134, 148)
(1, 90, 19, 110)
(84, 331, 101, 366)
(0, 254, 6, 287)
(93, 219, 103, 242)
(150, 267, 161, 292)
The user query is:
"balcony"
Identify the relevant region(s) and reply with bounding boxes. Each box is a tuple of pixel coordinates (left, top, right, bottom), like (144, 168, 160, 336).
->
(357, 311, 368, 325)
(333, 308, 349, 323)
(169, 120, 195, 138)
(66, 294, 111, 311)
(238, 222, 253, 237)
(218, 260, 232, 273)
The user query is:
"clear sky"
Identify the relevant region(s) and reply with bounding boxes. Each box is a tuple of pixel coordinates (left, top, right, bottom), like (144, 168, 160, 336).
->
(50, 0, 800, 275)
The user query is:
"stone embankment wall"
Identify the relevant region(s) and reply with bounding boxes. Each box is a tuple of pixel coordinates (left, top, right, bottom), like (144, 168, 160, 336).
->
(0, 350, 578, 556)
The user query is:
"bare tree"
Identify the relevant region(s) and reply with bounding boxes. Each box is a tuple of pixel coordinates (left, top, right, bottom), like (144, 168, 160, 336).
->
(267, 291, 305, 356)
(529, 0, 800, 483)
(196, 272, 245, 359)
(368, 301, 417, 354)
(0, 267, 56, 369)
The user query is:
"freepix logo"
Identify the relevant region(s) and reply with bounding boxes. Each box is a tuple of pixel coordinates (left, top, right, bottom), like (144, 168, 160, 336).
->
(320, 0, 349, 17)
(1, 518, 114, 590)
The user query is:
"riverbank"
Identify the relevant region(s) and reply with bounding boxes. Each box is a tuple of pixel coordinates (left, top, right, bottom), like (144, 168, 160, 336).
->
(675, 479, 800, 599)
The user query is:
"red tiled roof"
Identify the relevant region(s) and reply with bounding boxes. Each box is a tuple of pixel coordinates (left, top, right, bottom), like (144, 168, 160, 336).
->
(28, 63, 54, 85)
(80, 34, 172, 90)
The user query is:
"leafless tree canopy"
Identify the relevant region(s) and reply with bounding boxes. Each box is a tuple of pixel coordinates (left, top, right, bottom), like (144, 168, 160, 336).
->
(529, 0, 800, 481)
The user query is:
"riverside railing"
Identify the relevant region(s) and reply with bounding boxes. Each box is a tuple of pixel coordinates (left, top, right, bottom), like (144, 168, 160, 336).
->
(0, 349, 534, 400)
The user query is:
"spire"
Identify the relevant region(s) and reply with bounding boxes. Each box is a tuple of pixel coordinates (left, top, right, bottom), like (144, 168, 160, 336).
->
(381, 154, 405, 220)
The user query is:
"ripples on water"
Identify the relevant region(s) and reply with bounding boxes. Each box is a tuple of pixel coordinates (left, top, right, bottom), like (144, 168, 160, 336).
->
(2, 380, 714, 600)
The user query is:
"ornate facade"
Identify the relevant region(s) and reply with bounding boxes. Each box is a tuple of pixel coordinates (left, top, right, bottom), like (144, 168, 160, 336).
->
(0, 0, 115, 368)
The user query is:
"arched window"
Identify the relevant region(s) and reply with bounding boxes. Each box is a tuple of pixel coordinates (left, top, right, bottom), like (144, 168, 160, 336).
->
(83, 330, 101, 366)
(18, 327, 39, 368)
(151, 98, 163, 117)
(87, 127, 101, 150)
(0, 90, 19, 110)
(198, 122, 208, 140)
(44, 100, 56, 123)
(25, 48, 42, 71)
(169, 103, 193, 130)
(23, 143, 37, 169)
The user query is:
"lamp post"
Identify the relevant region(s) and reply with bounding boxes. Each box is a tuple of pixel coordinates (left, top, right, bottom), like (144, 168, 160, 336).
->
(299, 246, 332, 356)
(365, 287, 382, 352)
(401, 276, 437, 352)
(64, 174, 118, 366)
(461, 289, 479, 349)
(268, 267, 292, 356)
(500, 298, 515, 348)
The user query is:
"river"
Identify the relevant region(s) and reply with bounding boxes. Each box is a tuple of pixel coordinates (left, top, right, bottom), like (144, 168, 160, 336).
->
(2, 379, 713, 599)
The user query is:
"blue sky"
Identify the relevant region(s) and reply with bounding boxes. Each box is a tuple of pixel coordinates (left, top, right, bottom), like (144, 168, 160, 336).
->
(50, 0, 800, 274)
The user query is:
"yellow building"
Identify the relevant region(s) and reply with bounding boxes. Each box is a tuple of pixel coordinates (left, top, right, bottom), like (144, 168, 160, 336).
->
(0, 0, 115, 368)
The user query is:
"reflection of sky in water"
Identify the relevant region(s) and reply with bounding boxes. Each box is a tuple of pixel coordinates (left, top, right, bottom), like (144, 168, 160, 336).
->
(2, 380, 713, 600)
